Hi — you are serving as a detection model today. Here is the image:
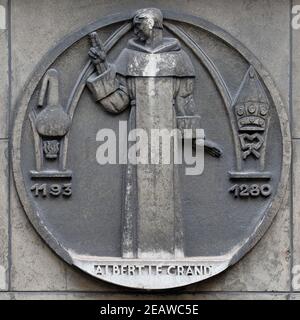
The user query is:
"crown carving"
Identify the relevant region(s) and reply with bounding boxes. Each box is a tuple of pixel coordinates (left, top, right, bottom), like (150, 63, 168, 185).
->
(235, 101, 269, 131)
(233, 66, 270, 132)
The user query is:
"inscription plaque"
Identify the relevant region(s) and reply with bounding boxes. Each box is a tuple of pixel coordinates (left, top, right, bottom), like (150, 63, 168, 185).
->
(12, 8, 291, 289)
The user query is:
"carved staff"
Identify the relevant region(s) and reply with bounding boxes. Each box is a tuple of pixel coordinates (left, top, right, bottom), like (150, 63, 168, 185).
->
(89, 32, 109, 75)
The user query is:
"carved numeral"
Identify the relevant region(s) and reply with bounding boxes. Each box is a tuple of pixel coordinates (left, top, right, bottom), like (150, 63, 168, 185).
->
(229, 184, 272, 198)
(239, 184, 249, 197)
(30, 183, 47, 197)
(249, 184, 260, 197)
(260, 184, 272, 197)
(62, 184, 72, 197)
(31, 183, 72, 198)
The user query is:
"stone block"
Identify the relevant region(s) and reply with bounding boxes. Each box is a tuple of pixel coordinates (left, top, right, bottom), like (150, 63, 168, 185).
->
(0, 141, 9, 290)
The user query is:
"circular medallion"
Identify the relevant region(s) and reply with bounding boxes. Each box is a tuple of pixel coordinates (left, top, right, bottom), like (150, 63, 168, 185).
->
(12, 9, 291, 289)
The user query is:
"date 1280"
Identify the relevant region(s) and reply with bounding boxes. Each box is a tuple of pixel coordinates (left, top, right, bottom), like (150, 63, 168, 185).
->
(229, 184, 272, 198)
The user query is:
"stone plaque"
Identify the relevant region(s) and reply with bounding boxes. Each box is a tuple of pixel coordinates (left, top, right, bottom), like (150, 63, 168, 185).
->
(12, 8, 291, 290)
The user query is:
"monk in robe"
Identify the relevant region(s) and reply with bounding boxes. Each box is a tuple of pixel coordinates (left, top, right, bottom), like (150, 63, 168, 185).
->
(87, 8, 222, 260)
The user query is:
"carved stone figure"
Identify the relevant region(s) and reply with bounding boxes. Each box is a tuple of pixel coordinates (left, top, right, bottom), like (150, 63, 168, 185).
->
(13, 7, 290, 289)
(87, 8, 222, 259)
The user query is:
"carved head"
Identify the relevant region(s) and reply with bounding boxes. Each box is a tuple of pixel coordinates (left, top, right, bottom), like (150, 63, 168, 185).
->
(133, 8, 163, 42)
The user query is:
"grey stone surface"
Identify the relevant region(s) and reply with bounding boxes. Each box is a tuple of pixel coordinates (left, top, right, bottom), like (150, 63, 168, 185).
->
(65, 266, 120, 292)
(292, 2, 300, 291)
(0, 141, 9, 291)
(0, 292, 290, 300)
(11, 181, 291, 293)
(8, 0, 292, 295)
(10, 179, 120, 292)
(188, 183, 291, 292)
(293, 140, 300, 291)
(293, 0, 300, 137)
(10, 183, 67, 291)
(0, 0, 8, 138)
(0, 293, 10, 300)
(11, 0, 289, 109)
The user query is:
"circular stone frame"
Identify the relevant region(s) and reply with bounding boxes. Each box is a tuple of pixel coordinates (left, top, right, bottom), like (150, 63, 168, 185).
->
(12, 10, 291, 289)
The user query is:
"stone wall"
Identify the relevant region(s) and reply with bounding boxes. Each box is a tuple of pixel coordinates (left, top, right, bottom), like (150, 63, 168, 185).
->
(0, 0, 299, 300)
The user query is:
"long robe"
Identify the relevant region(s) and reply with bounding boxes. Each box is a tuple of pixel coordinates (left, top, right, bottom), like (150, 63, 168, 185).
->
(87, 37, 201, 259)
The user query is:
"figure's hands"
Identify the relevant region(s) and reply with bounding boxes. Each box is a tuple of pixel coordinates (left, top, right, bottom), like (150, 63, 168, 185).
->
(204, 139, 223, 158)
(88, 46, 106, 65)
(88, 32, 108, 74)
(193, 138, 223, 158)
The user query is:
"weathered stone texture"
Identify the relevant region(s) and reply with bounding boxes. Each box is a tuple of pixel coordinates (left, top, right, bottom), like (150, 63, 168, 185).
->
(0, 0, 9, 292)
(0, 0, 293, 298)
(0, 0, 8, 138)
(293, 140, 300, 291)
(293, 0, 300, 138)
(293, 0, 300, 293)
(0, 141, 9, 291)
(189, 185, 291, 292)
(0, 292, 290, 300)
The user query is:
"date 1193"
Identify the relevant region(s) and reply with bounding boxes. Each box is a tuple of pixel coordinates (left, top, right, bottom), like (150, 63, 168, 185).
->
(31, 183, 72, 198)
(229, 184, 272, 198)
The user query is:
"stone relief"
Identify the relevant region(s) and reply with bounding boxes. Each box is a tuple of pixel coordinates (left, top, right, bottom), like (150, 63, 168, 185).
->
(87, 8, 222, 260)
(12, 8, 290, 289)
(29, 68, 72, 179)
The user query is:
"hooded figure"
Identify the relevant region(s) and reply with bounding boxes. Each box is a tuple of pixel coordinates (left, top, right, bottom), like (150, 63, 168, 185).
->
(87, 8, 221, 259)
